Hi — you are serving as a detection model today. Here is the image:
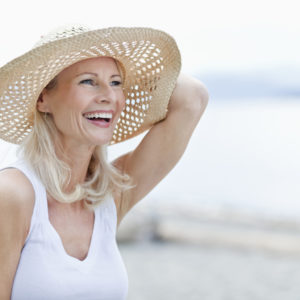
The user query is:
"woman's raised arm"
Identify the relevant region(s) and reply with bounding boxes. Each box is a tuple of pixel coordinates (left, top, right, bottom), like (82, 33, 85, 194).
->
(114, 73, 209, 225)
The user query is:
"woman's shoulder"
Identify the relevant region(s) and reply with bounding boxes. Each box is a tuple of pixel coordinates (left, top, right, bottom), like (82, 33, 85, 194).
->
(0, 168, 35, 236)
(0, 168, 35, 202)
(0, 168, 35, 293)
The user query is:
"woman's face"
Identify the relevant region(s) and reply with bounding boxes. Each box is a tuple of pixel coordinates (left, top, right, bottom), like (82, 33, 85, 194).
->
(38, 57, 125, 147)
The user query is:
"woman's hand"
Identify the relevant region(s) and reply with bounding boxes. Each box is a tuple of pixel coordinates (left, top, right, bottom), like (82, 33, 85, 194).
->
(113, 73, 209, 226)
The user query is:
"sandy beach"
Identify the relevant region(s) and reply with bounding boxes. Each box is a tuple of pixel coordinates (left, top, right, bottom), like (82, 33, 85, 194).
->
(117, 203, 300, 300)
(119, 240, 300, 300)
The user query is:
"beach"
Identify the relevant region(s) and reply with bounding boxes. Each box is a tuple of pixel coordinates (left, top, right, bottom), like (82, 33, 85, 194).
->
(117, 204, 300, 300)
(119, 241, 300, 300)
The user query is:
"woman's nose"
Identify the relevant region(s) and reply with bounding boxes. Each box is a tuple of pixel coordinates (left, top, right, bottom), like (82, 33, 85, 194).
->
(95, 85, 116, 104)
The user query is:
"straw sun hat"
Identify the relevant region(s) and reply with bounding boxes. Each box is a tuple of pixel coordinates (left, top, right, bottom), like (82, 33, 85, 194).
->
(0, 25, 181, 145)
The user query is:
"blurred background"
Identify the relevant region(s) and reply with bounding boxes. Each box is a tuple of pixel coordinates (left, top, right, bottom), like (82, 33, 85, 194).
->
(1, 0, 300, 299)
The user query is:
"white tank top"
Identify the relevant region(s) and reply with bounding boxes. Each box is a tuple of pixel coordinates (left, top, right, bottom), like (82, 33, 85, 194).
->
(1, 160, 128, 300)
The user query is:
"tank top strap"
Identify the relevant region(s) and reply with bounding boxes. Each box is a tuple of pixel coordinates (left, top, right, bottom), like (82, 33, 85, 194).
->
(0, 159, 48, 243)
(97, 195, 118, 236)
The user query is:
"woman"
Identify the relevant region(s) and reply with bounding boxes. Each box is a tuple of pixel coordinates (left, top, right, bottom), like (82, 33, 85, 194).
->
(0, 25, 208, 299)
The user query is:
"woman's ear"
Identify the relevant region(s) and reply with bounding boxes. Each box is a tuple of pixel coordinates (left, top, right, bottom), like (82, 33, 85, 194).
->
(36, 90, 51, 113)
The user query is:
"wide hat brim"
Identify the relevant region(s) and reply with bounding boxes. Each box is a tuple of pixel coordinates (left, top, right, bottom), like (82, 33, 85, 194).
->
(0, 26, 181, 145)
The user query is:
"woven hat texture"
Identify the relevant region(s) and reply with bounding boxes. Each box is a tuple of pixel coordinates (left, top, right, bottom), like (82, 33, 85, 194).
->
(0, 25, 181, 145)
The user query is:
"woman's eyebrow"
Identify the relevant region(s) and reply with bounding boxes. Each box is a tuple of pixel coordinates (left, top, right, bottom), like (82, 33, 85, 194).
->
(75, 72, 98, 77)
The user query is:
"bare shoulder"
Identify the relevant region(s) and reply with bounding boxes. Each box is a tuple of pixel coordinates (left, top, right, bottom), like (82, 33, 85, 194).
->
(0, 168, 35, 298)
(0, 168, 35, 239)
(0, 168, 35, 205)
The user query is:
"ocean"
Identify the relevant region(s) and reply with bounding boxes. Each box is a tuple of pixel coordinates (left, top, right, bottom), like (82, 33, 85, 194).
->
(1, 98, 299, 222)
(110, 98, 300, 222)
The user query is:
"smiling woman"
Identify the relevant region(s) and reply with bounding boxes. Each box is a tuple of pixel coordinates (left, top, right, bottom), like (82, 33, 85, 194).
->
(23, 57, 129, 207)
(0, 25, 208, 300)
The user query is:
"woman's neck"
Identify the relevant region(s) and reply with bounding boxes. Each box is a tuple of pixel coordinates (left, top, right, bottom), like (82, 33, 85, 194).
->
(55, 139, 96, 191)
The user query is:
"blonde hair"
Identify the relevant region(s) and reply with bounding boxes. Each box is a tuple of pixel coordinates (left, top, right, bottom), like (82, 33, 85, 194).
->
(19, 58, 131, 209)
(19, 109, 131, 209)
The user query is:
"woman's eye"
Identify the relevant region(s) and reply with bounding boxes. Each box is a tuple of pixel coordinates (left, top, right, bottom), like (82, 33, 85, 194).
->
(111, 80, 122, 86)
(79, 79, 95, 86)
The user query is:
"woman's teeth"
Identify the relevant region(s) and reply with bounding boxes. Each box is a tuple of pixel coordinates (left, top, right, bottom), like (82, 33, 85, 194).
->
(84, 112, 112, 122)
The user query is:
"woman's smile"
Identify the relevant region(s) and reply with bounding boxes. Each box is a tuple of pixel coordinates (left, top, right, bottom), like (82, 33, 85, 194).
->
(83, 109, 115, 128)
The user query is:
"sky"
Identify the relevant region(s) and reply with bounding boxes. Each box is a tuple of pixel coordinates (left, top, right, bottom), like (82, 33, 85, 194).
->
(1, 0, 300, 74)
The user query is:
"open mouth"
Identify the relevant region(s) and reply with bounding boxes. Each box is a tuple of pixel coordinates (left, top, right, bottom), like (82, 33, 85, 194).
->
(83, 112, 113, 123)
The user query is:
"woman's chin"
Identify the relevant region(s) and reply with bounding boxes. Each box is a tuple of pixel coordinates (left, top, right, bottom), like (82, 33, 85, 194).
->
(86, 134, 113, 146)
(79, 126, 116, 146)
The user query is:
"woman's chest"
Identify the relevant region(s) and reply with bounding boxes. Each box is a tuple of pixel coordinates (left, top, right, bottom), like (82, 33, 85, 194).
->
(48, 205, 95, 261)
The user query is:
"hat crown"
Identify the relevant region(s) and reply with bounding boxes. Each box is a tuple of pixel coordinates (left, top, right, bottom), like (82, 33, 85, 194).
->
(34, 24, 91, 48)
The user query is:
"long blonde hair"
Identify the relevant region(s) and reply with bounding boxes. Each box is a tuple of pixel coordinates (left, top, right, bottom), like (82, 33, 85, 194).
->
(19, 73, 131, 209)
